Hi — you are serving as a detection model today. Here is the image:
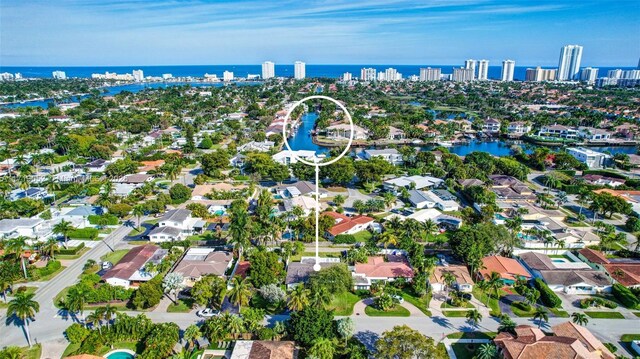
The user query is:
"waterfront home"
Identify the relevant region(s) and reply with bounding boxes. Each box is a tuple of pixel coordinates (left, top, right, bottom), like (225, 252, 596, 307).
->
(581, 174, 625, 187)
(407, 190, 435, 209)
(488, 175, 536, 202)
(494, 322, 614, 359)
(614, 123, 639, 139)
(430, 265, 474, 293)
(353, 254, 414, 290)
(0, 218, 52, 240)
(171, 248, 233, 286)
(102, 244, 167, 288)
(383, 175, 444, 193)
(387, 126, 405, 140)
(325, 123, 369, 140)
(324, 211, 374, 239)
(578, 248, 640, 288)
(482, 118, 501, 134)
(518, 252, 611, 294)
(285, 257, 341, 289)
(537, 124, 578, 139)
(578, 127, 612, 141)
(362, 149, 403, 165)
(567, 147, 613, 169)
(148, 209, 206, 242)
(507, 121, 531, 136)
(478, 255, 531, 284)
(277, 181, 328, 198)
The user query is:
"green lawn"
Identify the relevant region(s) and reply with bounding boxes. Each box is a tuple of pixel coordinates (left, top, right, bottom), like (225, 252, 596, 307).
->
(472, 287, 501, 316)
(352, 230, 373, 242)
(329, 291, 361, 316)
(548, 307, 570, 317)
(584, 311, 625, 319)
(127, 227, 145, 237)
(511, 304, 535, 317)
(447, 332, 496, 340)
(442, 310, 472, 317)
(37, 265, 66, 281)
(57, 246, 90, 259)
(633, 312, 640, 318)
(101, 249, 131, 265)
(21, 344, 42, 359)
(167, 298, 195, 313)
(401, 288, 432, 316)
(365, 305, 410, 317)
(621, 334, 640, 342)
(451, 343, 481, 359)
(441, 300, 474, 309)
(61, 342, 81, 358)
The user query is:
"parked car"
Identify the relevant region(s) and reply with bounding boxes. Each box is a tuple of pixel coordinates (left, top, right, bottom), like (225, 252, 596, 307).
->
(197, 308, 220, 318)
(102, 261, 113, 270)
(392, 295, 404, 304)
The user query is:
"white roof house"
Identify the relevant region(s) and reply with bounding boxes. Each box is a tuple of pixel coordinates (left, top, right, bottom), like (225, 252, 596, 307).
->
(272, 150, 322, 165)
(0, 218, 52, 241)
(149, 209, 204, 242)
(383, 175, 443, 192)
(363, 149, 403, 165)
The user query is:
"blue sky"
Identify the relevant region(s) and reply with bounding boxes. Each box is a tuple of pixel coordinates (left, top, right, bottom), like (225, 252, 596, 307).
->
(1, 0, 639, 66)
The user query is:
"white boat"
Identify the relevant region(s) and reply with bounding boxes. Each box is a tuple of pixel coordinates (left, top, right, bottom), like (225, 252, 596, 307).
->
(437, 141, 453, 147)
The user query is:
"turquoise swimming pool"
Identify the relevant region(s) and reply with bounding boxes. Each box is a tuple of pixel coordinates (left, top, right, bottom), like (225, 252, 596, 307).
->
(106, 350, 135, 359)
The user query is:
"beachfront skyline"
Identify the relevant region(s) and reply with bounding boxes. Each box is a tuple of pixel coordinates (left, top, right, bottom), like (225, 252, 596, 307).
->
(1, 0, 639, 67)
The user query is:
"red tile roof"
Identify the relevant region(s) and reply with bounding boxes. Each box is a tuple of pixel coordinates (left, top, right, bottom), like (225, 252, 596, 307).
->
(578, 248, 610, 264)
(479, 255, 531, 281)
(355, 255, 414, 279)
(324, 212, 374, 236)
(102, 244, 159, 281)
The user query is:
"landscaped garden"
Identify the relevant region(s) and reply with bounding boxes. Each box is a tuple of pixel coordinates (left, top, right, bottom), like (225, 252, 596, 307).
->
(365, 304, 410, 317)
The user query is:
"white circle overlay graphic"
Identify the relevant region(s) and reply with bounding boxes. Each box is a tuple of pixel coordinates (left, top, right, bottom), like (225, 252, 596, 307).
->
(282, 95, 354, 166)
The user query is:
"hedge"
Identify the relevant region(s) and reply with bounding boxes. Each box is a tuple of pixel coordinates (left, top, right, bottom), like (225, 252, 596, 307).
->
(533, 278, 562, 308)
(612, 283, 640, 309)
(88, 214, 119, 226)
(37, 260, 61, 277)
(58, 242, 85, 255)
(68, 228, 99, 240)
(579, 297, 618, 309)
(333, 234, 357, 244)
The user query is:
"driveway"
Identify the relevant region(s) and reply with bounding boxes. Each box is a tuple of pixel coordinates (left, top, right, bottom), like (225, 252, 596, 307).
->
(352, 298, 427, 317)
(499, 294, 526, 317)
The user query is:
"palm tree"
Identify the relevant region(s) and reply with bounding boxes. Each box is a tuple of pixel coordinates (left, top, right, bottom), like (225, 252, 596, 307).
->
(132, 204, 145, 231)
(228, 277, 252, 311)
(381, 192, 396, 209)
(486, 271, 503, 300)
(377, 231, 398, 249)
(288, 285, 310, 311)
(442, 271, 457, 302)
(7, 292, 40, 347)
(53, 219, 75, 248)
(533, 307, 549, 328)
(466, 309, 483, 327)
(308, 337, 337, 359)
(0, 346, 22, 359)
(476, 343, 497, 359)
(571, 312, 589, 326)
(103, 304, 116, 329)
(0, 276, 12, 303)
(229, 206, 251, 258)
(184, 324, 201, 348)
(66, 287, 88, 324)
(498, 316, 516, 334)
(227, 314, 245, 339)
(423, 219, 438, 237)
(86, 308, 104, 334)
(6, 237, 29, 278)
(41, 237, 59, 260)
(309, 286, 331, 308)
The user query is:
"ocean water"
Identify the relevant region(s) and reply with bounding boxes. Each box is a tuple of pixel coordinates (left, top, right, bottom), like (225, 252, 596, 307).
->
(1, 65, 636, 82)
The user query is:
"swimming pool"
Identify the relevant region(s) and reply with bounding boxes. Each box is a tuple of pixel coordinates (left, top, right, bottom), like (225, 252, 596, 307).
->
(552, 258, 570, 263)
(517, 233, 537, 241)
(105, 350, 135, 359)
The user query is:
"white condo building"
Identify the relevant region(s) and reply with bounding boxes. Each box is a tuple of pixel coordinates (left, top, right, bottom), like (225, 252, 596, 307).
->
(223, 71, 234, 82)
(342, 72, 352, 81)
(52, 71, 66, 80)
(580, 67, 599, 84)
(294, 61, 306, 79)
(132, 69, 144, 82)
(162, 73, 173, 79)
(452, 67, 474, 82)
(419, 67, 441, 81)
(607, 69, 623, 79)
(262, 61, 275, 79)
(360, 68, 376, 81)
(464, 59, 477, 79)
(557, 44, 583, 81)
(501, 60, 515, 81)
(384, 68, 400, 81)
(477, 60, 489, 80)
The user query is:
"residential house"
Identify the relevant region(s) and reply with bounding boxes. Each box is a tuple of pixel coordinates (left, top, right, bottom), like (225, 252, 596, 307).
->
(407, 190, 435, 209)
(388, 126, 405, 140)
(488, 175, 536, 202)
(518, 252, 611, 294)
(537, 124, 578, 139)
(324, 211, 374, 239)
(383, 175, 444, 193)
(578, 127, 612, 141)
(272, 150, 321, 165)
(277, 181, 328, 198)
(567, 147, 613, 169)
(353, 254, 414, 290)
(430, 265, 474, 293)
(148, 209, 205, 242)
(0, 218, 52, 240)
(285, 257, 341, 289)
(423, 190, 460, 211)
(482, 118, 501, 134)
(237, 141, 275, 153)
(171, 248, 233, 286)
(494, 323, 614, 359)
(478, 255, 531, 284)
(85, 159, 109, 173)
(325, 123, 368, 140)
(281, 196, 322, 216)
(581, 174, 625, 187)
(507, 122, 531, 137)
(227, 340, 297, 359)
(8, 187, 50, 201)
(116, 174, 153, 184)
(578, 248, 640, 288)
(363, 149, 403, 166)
(101, 244, 167, 288)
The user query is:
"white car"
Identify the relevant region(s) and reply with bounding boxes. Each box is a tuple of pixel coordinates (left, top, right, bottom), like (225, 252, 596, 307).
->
(197, 308, 220, 318)
(102, 261, 113, 270)
(392, 295, 404, 304)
